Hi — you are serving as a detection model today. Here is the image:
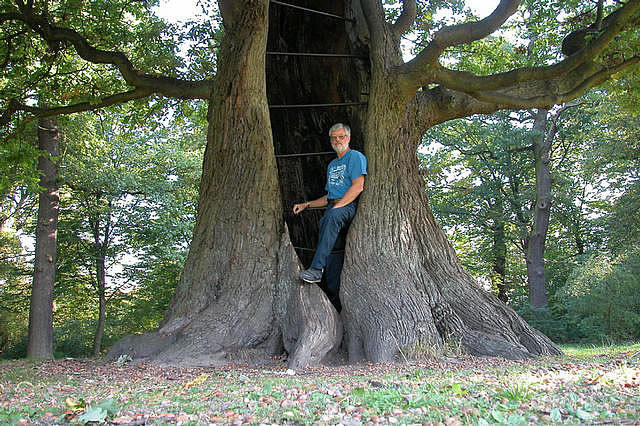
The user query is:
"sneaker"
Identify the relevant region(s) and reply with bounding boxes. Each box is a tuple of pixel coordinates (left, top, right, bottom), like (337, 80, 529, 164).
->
(299, 267, 323, 283)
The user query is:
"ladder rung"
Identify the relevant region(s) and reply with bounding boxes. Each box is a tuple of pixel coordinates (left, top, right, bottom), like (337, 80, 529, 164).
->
(270, 0, 354, 22)
(266, 51, 367, 59)
(269, 102, 367, 109)
(293, 246, 345, 254)
(276, 151, 335, 158)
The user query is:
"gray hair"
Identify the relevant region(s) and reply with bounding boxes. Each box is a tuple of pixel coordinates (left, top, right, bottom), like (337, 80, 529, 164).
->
(329, 123, 351, 137)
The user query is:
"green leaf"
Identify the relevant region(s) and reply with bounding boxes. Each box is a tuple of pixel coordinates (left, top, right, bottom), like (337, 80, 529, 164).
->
(550, 407, 562, 422)
(78, 406, 108, 424)
(450, 382, 467, 395)
(576, 408, 595, 421)
(478, 418, 491, 426)
(96, 398, 118, 416)
(507, 413, 527, 424)
(65, 397, 86, 411)
(491, 410, 506, 423)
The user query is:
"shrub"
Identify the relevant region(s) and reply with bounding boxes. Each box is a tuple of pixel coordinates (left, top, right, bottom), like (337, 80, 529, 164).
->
(556, 248, 640, 342)
(514, 304, 568, 343)
(53, 319, 95, 358)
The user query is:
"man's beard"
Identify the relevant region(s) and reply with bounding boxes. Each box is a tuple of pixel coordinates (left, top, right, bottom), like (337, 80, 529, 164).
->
(333, 144, 348, 154)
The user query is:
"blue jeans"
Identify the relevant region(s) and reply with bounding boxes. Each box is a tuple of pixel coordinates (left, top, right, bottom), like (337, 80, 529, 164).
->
(311, 202, 357, 270)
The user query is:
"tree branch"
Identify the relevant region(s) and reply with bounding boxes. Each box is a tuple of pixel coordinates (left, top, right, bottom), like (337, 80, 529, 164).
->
(390, 0, 417, 38)
(413, 87, 506, 133)
(0, 88, 154, 140)
(469, 56, 640, 109)
(401, 0, 640, 94)
(360, 0, 389, 52)
(401, 0, 521, 82)
(3, 6, 213, 100)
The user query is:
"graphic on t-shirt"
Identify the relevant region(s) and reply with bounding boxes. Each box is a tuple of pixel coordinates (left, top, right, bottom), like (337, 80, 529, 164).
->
(328, 164, 346, 188)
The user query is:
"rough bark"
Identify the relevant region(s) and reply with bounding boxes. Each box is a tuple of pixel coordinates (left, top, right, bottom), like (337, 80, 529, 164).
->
(93, 255, 107, 356)
(149, 1, 289, 366)
(279, 230, 342, 369)
(341, 92, 559, 360)
(108, 0, 340, 369)
(526, 109, 551, 308)
(340, 0, 561, 362)
(26, 118, 59, 359)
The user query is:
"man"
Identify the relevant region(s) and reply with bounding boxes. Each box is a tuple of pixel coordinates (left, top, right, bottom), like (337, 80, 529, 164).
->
(293, 123, 367, 284)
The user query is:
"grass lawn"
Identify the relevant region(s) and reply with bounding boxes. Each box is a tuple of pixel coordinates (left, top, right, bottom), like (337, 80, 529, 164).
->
(0, 343, 638, 424)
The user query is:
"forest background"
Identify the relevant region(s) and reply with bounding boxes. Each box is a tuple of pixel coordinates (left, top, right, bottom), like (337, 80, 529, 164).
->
(1, 0, 639, 359)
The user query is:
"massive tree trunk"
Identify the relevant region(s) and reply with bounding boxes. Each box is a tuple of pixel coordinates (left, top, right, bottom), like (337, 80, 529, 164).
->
(145, 1, 296, 366)
(27, 118, 59, 359)
(108, 0, 340, 368)
(342, 101, 558, 361)
(340, 1, 560, 362)
(526, 109, 551, 308)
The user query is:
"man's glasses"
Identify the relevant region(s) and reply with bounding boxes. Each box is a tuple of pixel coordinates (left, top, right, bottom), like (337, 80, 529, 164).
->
(330, 135, 348, 141)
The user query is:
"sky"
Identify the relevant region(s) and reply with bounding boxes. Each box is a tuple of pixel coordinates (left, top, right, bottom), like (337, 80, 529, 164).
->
(155, 0, 501, 25)
(154, 0, 502, 62)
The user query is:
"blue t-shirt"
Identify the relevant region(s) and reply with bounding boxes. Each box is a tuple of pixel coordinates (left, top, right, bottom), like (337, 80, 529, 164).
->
(325, 149, 367, 200)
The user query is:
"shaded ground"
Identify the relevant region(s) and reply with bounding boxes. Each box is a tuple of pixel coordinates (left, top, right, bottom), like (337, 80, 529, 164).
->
(0, 344, 638, 424)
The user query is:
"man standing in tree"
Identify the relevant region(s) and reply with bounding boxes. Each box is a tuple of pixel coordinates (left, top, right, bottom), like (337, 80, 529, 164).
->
(293, 123, 367, 284)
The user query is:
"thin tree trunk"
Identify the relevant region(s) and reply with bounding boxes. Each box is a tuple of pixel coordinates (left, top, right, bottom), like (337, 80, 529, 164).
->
(27, 118, 60, 359)
(93, 255, 107, 356)
(575, 233, 584, 256)
(490, 200, 508, 302)
(527, 109, 551, 308)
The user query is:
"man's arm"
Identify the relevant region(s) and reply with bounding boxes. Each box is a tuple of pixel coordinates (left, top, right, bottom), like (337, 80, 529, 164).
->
(293, 194, 328, 214)
(333, 175, 365, 208)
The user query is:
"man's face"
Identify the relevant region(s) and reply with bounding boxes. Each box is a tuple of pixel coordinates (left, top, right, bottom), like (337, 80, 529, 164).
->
(330, 129, 350, 154)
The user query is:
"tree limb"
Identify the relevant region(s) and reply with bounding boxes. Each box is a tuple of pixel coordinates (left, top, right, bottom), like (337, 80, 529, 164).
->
(401, 0, 521, 83)
(0, 88, 154, 139)
(413, 87, 506, 132)
(390, 0, 417, 38)
(359, 0, 389, 52)
(3, 6, 213, 100)
(469, 56, 640, 109)
(401, 0, 640, 94)
(412, 51, 634, 132)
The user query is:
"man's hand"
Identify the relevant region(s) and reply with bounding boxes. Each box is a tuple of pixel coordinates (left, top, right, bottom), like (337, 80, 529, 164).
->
(293, 202, 309, 215)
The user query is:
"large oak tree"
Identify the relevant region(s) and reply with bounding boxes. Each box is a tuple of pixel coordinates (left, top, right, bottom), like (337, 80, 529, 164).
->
(2, 0, 639, 366)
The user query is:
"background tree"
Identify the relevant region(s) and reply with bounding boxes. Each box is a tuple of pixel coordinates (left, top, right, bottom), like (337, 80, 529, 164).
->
(422, 112, 536, 301)
(56, 108, 203, 355)
(1, 107, 203, 358)
(2, 0, 639, 366)
(0, 228, 31, 356)
(423, 86, 640, 343)
(26, 117, 59, 358)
